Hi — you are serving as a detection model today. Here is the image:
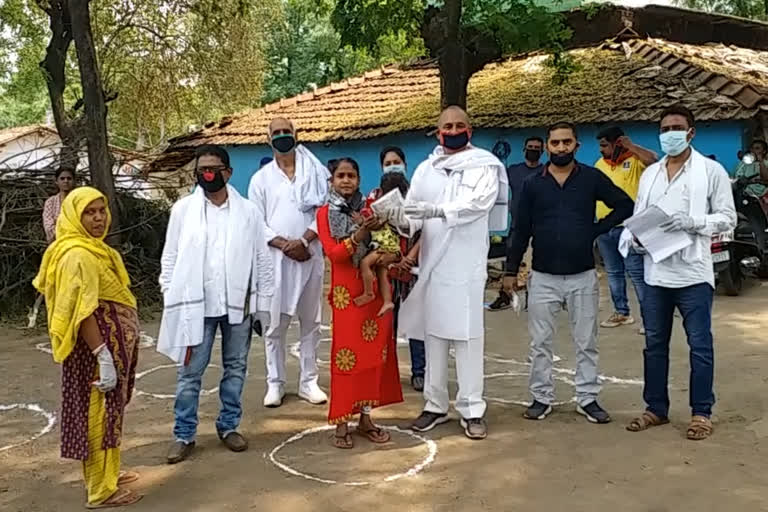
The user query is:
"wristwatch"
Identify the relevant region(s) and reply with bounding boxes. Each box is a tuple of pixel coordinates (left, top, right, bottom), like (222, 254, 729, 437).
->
(300, 236, 309, 248)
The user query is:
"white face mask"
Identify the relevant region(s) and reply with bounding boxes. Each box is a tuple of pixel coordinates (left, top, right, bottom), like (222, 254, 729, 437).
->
(383, 163, 406, 174)
(659, 130, 691, 156)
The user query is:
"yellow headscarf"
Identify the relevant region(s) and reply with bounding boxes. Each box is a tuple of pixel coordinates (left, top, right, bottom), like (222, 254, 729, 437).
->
(33, 187, 136, 363)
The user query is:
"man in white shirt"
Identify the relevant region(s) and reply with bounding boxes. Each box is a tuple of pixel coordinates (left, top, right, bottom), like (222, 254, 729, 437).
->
(248, 118, 330, 407)
(395, 106, 506, 440)
(160, 145, 274, 463)
(624, 105, 736, 440)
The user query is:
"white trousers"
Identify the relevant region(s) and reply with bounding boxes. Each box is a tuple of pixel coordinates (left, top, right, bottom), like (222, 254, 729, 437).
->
(423, 334, 486, 419)
(264, 284, 321, 392)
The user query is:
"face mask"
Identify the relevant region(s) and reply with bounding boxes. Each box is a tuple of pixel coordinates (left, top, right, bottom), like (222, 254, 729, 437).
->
(271, 133, 297, 154)
(659, 130, 690, 156)
(550, 151, 575, 167)
(525, 149, 542, 162)
(383, 164, 406, 174)
(197, 170, 226, 193)
(440, 130, 470, 150)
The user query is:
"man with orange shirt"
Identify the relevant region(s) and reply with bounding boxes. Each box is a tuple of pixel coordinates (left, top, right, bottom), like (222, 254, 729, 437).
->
(594, 127, 657, 331)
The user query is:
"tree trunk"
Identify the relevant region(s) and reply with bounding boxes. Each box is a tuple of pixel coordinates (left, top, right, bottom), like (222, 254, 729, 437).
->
(439, 46, 470, 109)
(69, 0, 119, 231)
(39, 0, 81, 172)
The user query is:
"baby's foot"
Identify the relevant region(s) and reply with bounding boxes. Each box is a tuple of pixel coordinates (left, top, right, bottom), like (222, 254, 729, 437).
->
(377, 302, 395, 317)
(354, 293, 375, 307)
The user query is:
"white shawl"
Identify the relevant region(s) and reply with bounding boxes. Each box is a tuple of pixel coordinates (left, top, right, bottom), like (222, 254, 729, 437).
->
(427, 144, 509, 231)
(619, 148, 709, 263)
(157, 185, 274, 363)
(293, 145, 331, 212)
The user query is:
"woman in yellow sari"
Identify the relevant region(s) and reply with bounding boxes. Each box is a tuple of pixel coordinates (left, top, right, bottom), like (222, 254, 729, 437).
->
(33, 187, 143, 508)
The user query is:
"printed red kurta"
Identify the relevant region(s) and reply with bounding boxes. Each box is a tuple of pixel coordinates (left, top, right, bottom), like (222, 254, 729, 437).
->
(316, 204, 403, 424)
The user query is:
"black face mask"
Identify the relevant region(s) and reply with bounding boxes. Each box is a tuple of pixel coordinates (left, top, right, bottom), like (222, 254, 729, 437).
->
(441, 131, 470, 150)
(197, 171, 226, 193)
(525, 149, 542, 163)
(550, 151, 575, 167)
(271, 134, 297, 154)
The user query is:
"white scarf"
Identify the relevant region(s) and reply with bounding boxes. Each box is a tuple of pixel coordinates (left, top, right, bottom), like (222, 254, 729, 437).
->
(427, 144, 509, 231)
(619, 148, 709, 263)
(157, 185, 259, 363)
(291, 145, 330, 212)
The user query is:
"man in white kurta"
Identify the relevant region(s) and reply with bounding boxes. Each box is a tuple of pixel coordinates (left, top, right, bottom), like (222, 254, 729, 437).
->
(397, 106, 506, 440)
(248, 118, 330, 407)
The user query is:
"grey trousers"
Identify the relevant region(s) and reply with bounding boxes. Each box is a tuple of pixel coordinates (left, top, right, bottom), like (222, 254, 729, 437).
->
(527, 270, 600, 406)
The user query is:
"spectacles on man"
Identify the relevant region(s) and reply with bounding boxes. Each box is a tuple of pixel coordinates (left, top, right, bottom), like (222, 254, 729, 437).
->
(196, 165, 228, 174)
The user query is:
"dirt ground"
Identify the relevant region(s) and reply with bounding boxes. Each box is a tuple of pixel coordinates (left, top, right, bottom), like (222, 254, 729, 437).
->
(2, 277, 768, 512)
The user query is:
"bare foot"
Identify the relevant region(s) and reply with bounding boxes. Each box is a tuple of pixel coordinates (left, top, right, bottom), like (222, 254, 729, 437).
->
(354, 293, 375, 307)
(357, 414, 391, 443)
(377, 302, 395, 317)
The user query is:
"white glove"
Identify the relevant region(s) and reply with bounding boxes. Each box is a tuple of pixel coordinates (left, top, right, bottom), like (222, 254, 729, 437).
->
(390, 207, 409, 230)
(92, 345, 117, 393)
(404, 201, 444, 220)
(660, 212, 700, 233)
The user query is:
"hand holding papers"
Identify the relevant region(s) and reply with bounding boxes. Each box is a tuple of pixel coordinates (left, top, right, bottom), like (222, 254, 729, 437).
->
(370, 188, 404, 221)
(624, 205, 694, 263)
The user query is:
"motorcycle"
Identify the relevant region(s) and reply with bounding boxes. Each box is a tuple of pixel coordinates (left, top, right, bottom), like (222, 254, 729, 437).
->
(713, 176, 768, 295)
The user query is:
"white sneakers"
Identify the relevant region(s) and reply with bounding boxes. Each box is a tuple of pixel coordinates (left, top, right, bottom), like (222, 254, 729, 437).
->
(298, 382, 328, 405)
(263, 382, 328, 408)
(263, 385, 286, 408)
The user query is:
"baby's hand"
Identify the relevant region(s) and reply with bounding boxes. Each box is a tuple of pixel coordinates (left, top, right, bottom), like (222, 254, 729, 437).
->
(351, 212, 363, 225)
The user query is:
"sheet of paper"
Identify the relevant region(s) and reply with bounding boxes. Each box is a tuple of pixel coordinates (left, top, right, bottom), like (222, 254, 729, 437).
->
(370, 188, 404, 220)
(623, 205, 694, 263)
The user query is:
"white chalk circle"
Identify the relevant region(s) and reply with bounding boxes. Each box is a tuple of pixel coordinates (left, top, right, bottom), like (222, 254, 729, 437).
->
(484, 371, 574, 407)
(267, 424, 437, 486)
(0, 403, 57, 453)
(134, 363, 220, 399)
(35, 342, 53, 355)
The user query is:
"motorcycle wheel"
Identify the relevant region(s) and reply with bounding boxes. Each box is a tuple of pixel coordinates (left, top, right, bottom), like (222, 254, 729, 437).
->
(720, 259, 743, 296)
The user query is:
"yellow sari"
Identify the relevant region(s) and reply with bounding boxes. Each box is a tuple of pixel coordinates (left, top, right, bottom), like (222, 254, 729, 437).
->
(33, 187, 136, 363)
(33, 187, 138, 506)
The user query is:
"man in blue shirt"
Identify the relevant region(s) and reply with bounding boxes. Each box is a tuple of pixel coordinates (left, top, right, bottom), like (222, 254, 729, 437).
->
(503, 121, 634, 424)
(488, 136, 545, 311)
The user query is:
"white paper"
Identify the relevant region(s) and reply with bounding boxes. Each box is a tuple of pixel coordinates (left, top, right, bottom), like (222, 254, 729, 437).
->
(624, 205, 694, 263)
(370, 188, 404, 221)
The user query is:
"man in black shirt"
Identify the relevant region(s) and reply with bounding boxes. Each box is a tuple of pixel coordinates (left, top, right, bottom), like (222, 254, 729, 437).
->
(488, 136, 545, 311)
(503, 121, 633, 424)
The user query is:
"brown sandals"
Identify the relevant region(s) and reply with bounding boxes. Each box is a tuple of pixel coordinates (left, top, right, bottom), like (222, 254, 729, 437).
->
(686, 416, 713, 440)
(356, 426, 391, 444)
(626, 411, 670, 432)
(86, 488, 143, 509)
(117, 471, 140, 486)
(627, 411, 713, 440)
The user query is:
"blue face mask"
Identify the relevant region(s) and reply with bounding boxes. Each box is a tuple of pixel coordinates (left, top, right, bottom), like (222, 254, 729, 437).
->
(383, 164, 406, 174)
(660, 130, 690, 156)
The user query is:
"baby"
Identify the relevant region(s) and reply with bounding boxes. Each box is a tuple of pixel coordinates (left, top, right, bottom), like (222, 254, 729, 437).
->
(353, 172, 410, 316)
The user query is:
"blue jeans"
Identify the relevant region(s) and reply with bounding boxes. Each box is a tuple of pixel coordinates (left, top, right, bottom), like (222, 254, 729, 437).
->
(641, 283, 715, 418)
(173, 315, 252, 443)
(409, 339, 425, 378)
(596, 227, 646, 317)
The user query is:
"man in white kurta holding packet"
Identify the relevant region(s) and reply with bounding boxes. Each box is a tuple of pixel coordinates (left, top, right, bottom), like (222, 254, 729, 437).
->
(248, 118, 330, 408)
(158, 145, 274, 464)
(395, 106, 508, 440)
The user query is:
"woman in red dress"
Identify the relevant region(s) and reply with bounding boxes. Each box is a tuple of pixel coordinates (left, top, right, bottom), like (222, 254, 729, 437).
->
(316, 158, 404, 449)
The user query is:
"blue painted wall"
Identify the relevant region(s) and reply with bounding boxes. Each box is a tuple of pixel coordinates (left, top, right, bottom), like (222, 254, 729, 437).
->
(226, 120, 749, 199)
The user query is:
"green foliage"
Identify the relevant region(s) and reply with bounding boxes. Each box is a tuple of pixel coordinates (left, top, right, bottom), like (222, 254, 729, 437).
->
(674, 0, 768, 19)
(263, 0, 423, 103)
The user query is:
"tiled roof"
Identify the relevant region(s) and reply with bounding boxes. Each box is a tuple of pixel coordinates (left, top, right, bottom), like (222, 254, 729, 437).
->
(0, 125, 58, 147)
(162, 38, 765, 157)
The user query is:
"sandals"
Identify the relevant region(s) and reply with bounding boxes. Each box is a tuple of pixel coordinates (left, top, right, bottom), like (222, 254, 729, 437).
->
(626, 411, 669, 432)
(86, 488, 143, 509)
(117, 471, 140, 486)
(332, 430, 354, 449)
(686, 415, 713, 441)
(356, 426, 391, 444)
